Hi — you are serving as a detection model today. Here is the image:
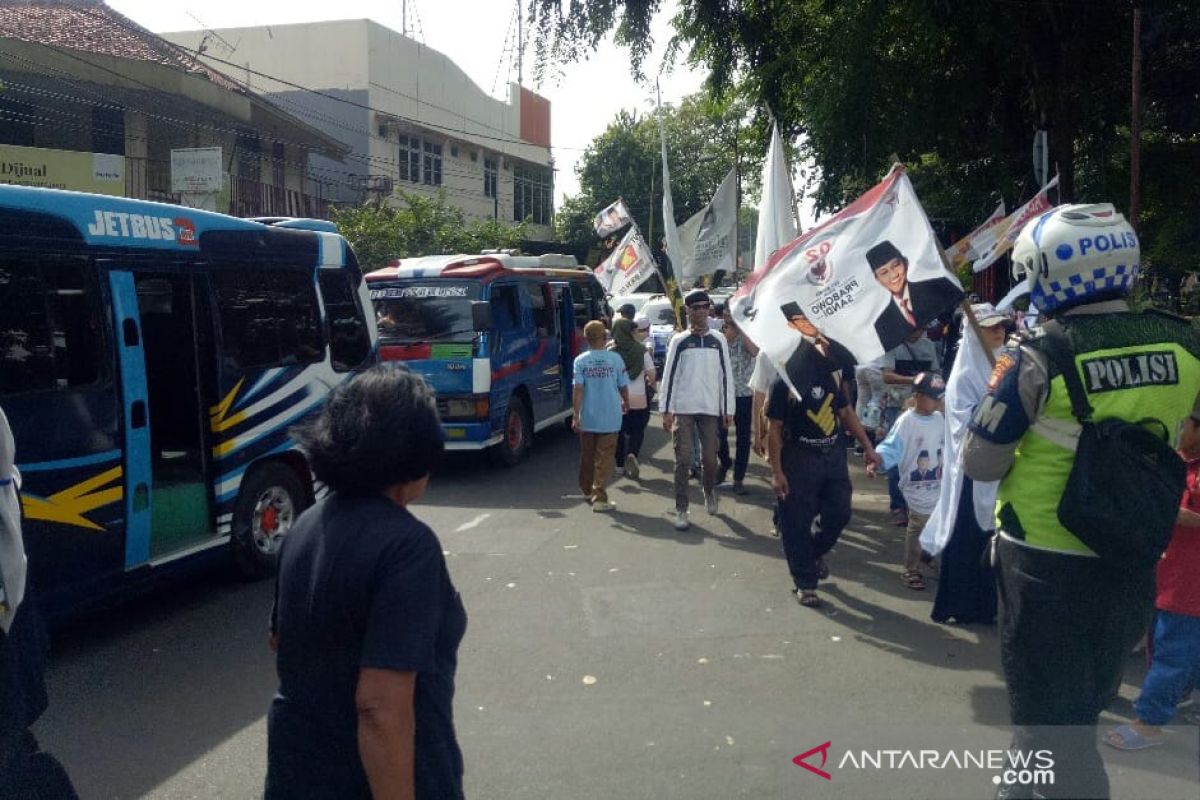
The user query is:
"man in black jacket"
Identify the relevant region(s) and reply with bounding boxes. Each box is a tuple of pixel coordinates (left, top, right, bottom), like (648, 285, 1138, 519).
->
(869, 240, 963, 351)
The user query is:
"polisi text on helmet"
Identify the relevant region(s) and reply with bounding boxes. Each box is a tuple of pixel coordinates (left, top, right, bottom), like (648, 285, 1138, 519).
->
(1078, 231, 1138, 257)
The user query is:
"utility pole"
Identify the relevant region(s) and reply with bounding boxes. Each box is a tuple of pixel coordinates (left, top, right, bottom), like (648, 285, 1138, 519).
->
(402, 0, 407, 36)
(516, 0, 524, 86)
(1129, 3, 1144, 230)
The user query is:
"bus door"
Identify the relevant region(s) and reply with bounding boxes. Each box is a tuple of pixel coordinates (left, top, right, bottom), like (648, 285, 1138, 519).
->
(525, 281, 562, 421)
(107, 267, 216, 565)
(552, 283, 577, 410)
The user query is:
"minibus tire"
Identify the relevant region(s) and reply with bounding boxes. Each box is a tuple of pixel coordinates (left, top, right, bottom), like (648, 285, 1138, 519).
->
(490, 395, 531, 467)
(231, 462, 307, 579)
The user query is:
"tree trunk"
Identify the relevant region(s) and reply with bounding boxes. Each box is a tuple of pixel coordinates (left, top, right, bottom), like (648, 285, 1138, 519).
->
(1130, 4, 1144, 229)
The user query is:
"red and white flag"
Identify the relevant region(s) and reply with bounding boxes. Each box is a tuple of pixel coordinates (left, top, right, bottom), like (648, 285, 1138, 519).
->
(972, 176, 1059, 273)
(731, 166, 964, 370)
(945, 201, 1006, 270)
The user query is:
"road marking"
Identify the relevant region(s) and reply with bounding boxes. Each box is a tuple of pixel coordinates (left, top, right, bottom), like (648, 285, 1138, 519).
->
(455, 513, 492, 532)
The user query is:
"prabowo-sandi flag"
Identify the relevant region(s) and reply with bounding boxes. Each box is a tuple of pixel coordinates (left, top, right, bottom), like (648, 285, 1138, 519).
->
(972, 176, 1059, 273)
(945, 201, 1006, 270)
(754, 122, 798, 271)
(594, 229, 656, 297)
(593, 198, 633, 238)
(731, 166, 964, 376)
(677, 167, 738, 286)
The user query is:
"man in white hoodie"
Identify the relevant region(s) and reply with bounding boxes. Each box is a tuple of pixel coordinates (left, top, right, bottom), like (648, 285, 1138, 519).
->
(660, 290, 735, 530)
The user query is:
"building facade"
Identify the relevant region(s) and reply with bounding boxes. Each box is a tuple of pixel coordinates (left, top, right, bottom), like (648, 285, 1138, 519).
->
(164, 19, 555, 239)
(0, 0, 346, 217)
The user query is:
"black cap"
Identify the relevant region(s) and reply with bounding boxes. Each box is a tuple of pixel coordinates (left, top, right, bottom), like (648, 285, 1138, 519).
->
(684, 289, 711, 307)
(780, 301, 805, 320)
(866, 240, 904, 272)
(918, 450, 930, 459)
(913, 372, 946, 399)
(618, 303, 636, 319)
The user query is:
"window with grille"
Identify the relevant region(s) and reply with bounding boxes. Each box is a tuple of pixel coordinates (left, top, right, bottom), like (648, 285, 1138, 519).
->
(484, 157, 497, 199)
(423, 141, 443, 186)
(399, 135, 422, 183)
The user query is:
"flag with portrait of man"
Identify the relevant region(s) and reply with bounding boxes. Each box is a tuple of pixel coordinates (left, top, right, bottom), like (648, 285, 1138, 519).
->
(594, 228, 657, 297)
(593, 198, 633, 239)
(731, 166, 964, 394)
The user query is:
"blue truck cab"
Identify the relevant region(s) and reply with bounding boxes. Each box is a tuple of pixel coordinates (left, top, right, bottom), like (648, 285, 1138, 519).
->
(365, 252, 610, 465)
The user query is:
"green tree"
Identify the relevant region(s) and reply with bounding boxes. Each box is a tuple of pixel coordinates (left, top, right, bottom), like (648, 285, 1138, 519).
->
(332, 191, 530, 271)
(555, 93, 754, 248)
(531, 0, 1200, 280)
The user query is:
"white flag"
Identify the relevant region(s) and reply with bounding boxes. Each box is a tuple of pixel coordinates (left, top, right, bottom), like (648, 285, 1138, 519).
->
(593, 198, 632, 238)
(754, 122, 798, 271)
(594, 228, 656, 297)
(731, 167, 964, 370)
(972, 176, 1059, 273)
(677, 167, 738, 285)
(656, 85, 687, 318)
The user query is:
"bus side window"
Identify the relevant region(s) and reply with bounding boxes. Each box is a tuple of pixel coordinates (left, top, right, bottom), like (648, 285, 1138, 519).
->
(524, 282, 553, 337)
(0, 256, 102, 396)
(490, 284, 520, 331)
(318, 269, 371, 372)
(213, 269, 324, 371)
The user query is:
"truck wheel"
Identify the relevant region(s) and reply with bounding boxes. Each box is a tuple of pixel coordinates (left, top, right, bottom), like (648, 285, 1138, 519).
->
(490, 395, 531, 467)
(231, 462, 307, 579)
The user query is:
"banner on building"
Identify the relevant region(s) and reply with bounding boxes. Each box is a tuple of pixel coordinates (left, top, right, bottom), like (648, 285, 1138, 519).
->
(731, 166, 964, 373)
(677, 166, 738, 286)
(0, 144, 124, 196)
(972, 176, 1059, 273)
(945, 201, 1006, 270)
(593, 198, 633, 238)
(594, 228, 657, 297)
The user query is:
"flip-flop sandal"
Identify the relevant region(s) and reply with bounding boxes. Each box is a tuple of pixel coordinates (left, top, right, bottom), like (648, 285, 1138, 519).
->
(794, 589, 823, 608)
(1104, 724, 1164, 751)
(901, 570, 926, 590)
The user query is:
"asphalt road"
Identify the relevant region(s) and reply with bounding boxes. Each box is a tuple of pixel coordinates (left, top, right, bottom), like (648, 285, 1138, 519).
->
(33, 422, 1200, 799)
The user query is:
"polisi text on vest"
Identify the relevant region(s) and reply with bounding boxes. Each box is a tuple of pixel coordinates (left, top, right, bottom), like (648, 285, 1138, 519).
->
(1081, 350, 1178, 393)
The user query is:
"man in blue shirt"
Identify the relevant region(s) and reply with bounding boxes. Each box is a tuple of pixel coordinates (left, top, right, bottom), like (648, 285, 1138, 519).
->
(573, 320, 630, 512)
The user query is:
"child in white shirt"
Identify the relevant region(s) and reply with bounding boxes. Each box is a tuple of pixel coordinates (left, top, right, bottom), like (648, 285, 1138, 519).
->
(869, 372, 946, 590)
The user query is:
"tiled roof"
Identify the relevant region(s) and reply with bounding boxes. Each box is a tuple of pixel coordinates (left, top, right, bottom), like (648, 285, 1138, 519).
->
(0, 0, 242, 92)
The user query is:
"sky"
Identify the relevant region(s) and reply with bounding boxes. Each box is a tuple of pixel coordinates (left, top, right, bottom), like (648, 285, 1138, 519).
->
(106, 0, 708, 207)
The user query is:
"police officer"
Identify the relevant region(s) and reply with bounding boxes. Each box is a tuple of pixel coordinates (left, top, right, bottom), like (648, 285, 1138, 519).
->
(964, 204, 1200, 799)
(768, 302, 881, 608)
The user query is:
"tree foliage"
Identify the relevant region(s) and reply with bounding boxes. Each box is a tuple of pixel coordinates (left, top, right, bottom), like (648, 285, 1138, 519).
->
(332, 191, 530, 271)
(555, 93, 758, 247)
(531, 0, 1200, 279)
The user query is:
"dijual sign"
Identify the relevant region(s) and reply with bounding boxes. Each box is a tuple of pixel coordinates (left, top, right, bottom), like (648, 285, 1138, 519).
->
(0, 144, 125, 197)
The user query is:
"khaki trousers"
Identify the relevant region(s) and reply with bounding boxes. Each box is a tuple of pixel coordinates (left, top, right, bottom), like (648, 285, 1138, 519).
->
(578, 432, 619, 504)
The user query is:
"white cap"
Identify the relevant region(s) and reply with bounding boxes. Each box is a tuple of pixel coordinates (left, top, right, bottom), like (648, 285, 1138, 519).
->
(971, 303, 1007, 327)
(634, 314, 651, 331)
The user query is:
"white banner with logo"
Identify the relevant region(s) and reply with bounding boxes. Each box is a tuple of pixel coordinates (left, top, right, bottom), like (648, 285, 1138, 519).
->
(677, 166, 738, 286)
(594, 228, 656, 296)
(731, 167, 964, 373)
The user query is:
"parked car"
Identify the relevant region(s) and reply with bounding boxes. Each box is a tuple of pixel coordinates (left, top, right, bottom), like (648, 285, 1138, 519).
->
(640, 295, 680, 375)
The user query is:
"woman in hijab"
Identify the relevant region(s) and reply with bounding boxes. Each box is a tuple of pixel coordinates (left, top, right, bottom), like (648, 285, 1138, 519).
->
(920, 304, 1009, 625)
(611, 316, 656, 478)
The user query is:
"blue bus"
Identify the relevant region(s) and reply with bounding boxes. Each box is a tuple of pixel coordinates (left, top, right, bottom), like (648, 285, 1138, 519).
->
(366, 253, 609, 465)
(0, 185, 377, 617)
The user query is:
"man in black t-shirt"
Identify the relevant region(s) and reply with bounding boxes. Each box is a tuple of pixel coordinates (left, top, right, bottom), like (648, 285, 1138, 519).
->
(768, 304, 882, 608)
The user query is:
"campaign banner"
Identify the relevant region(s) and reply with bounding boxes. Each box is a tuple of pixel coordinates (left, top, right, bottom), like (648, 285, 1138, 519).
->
(945, 201, 1005, 270)
(594, 229, 656, 297)
(593, 198, 633, 238)
(677, 166, 738, 286)
(972, 176, 1059, 273)
(731, 167, 964, 379)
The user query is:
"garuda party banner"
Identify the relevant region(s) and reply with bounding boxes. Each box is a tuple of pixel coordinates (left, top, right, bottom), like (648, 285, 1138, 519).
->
(594, 228, 656, 297)
(731, 166, 964, 373)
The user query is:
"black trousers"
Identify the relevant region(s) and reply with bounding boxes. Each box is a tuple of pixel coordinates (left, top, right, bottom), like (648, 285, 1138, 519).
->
(717, 395, 754, 483)
(994, 534, 1154, 800)
(777, 444, 852, 590)
(615, 408, 651, 465)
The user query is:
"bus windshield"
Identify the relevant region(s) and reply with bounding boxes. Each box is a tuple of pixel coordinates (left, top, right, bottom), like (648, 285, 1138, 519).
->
(370, 281, 481, 342)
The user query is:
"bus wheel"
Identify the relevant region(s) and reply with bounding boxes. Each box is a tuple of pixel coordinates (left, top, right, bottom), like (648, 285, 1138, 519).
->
(490, 395, 531, 467)
(232, 462, 307, 579)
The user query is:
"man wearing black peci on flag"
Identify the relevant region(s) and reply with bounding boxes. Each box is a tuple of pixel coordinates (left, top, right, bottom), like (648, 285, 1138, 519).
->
(869, 240, 963, 350)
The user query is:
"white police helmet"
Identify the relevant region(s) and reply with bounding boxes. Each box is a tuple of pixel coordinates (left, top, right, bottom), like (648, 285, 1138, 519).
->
(1010, 203, 1139, 314)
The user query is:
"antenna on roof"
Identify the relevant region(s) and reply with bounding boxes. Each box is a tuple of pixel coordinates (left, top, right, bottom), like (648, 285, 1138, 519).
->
(187, 11, 236, 57)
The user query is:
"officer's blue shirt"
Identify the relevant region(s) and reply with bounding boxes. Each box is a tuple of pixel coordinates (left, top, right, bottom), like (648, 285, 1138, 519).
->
(266, 493, 467, 799)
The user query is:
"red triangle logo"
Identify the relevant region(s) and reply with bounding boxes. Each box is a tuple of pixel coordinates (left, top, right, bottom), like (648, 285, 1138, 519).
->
(793, 741, 833, 780)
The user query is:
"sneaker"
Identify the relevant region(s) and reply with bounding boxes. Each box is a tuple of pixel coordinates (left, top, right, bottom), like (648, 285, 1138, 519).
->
(704, 491, 719, 515)
(625, 453, 640, 481)
(732, 481, 747, 495)
(816, 557, 830, 580)
(890, 509, 909, 527)
(673, 511, 690, 530)
(592, 501, 615, 513)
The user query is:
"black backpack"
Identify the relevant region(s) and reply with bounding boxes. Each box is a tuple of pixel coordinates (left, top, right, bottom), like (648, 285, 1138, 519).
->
(1041, 321, 1186, 569)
